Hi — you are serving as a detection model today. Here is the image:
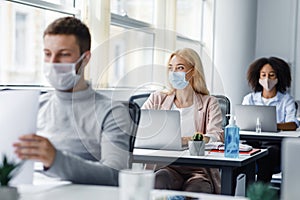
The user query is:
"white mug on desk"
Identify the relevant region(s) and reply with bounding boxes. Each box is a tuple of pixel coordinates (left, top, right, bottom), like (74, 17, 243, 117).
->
(119, 169, 154, 200)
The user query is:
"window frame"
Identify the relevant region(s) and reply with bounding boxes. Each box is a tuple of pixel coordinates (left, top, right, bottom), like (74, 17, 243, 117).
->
(1, 0, 206, 89)
(0, 0, 79, 88)
(6, 0, 79, 16)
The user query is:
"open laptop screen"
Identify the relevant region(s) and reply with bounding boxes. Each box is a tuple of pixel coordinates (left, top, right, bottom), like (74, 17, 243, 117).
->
(235, 105, 277, 132)
(134, 110, 185, 151)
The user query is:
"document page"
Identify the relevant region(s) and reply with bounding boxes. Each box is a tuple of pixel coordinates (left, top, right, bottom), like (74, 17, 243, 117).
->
(0, 90, 40, 185)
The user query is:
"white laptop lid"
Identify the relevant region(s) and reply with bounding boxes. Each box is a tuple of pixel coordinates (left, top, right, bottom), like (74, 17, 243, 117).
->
(134, 110, 184, 151)
(0, 90, 40, 186)
(281, 138, 300, 200)
(235, 105, 277, 132)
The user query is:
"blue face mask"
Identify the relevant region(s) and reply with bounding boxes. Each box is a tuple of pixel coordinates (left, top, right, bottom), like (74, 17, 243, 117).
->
(168, 69, 192, 90)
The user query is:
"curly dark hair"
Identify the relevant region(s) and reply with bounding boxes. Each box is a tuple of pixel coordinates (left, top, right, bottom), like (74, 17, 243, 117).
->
(43, 17, 91, 54)
(247, 57, 291, 93)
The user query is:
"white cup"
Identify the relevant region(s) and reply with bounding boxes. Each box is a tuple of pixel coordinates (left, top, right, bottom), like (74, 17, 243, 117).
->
(119, 169, 154, 200)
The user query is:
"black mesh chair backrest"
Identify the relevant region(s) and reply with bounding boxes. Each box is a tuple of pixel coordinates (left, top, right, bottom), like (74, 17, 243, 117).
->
(129, 93, 151, 108)
(212, 95, 231, 129)
(122, 101, 141, 168)
(129, 93, 230, 129)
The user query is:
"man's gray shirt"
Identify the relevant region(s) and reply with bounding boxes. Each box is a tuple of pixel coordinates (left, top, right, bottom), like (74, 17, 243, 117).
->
(37, 84, 131, 185)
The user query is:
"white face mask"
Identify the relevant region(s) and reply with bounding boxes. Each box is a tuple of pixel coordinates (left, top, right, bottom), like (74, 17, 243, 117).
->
(259, 78, 278, 91)
(44, 54, 85, 91)
(168, 68, 192, 90)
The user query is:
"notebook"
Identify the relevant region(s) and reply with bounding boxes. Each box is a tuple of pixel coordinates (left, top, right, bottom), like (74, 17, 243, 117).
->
(235, 105, 277, 132)
(134, 109, 186, 151)
(281, 138, 300, 200)
(0, 90, 40, 186)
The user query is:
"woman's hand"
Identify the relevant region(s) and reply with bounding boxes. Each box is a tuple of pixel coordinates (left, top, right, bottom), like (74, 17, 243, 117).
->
(203, 136, 210, 143)
(13, 134, 56, 168)
(181, 136, 192, 146)
(277, 122, 297, 131)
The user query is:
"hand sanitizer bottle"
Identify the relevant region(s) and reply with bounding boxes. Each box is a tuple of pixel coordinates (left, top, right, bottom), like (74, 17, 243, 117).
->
(256, 117, 261, 133)
(224, 115, 240, 158)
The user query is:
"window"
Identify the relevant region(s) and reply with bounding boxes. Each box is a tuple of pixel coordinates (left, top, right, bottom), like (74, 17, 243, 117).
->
(176, 0, 203, 41)
(104, 26, 154, 88)
(111, 0, 154, 24)
(0, 0, 210, 90)
(15, 12, 28, 71)
(0, 0, 78, 86)
(108, 0, 208, 90)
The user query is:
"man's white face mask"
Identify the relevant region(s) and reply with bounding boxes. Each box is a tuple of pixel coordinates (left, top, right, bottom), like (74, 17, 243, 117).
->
(44, 54, 85, 91)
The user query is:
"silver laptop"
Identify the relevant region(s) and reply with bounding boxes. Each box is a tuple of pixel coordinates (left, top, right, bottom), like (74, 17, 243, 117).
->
(134, 109, 186, 151)
(281, 138, 300, 200)
(235, 105, 277, 132)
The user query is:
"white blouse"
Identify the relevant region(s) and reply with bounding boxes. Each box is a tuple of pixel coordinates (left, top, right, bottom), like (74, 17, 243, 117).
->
(172, 103, 195, 137)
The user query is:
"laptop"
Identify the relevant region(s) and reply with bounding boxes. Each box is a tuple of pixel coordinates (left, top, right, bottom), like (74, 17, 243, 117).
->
(281, 138, 300, 200)
(134, 109, 187, 151)
(235, 105, 277, 132)
(0, 90, 40, 186)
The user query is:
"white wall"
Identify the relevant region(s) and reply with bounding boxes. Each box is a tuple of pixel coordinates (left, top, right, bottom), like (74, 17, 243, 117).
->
(295, 1, 300, 100)
(212, 0, 300, 112)
(255, 0, 299, 99)
(213, 0, 257, 112)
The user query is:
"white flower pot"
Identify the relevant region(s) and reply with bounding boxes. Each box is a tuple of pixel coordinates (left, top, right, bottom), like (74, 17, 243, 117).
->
(188, 141, 205, 156)
(0, 186, 19, 200)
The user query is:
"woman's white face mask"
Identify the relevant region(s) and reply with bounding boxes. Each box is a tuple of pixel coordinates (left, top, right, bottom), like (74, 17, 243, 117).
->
(168, 68, 193, 90)
(259, 78, 278, 92)
(44, 54, 85, 91)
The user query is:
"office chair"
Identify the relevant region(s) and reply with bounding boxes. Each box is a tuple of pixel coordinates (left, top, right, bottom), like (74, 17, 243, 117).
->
(130, 93, 231, 129)
(129, 93, 151, 108)
(212, 95, 231, 129)
(295, 100, 300, 120)
(122, 101, 141, 169)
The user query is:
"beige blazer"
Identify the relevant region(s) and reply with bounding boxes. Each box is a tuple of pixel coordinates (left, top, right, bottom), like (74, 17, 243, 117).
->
(143, 91, 224, 141)
(142, 91, 224, 194)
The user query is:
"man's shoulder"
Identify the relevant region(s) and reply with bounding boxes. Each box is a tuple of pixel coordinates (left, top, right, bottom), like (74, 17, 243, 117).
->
(93, 91, 127, 109)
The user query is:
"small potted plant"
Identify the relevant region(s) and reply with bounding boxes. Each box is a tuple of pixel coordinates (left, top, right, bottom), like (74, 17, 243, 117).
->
(188, 132, 205, 156)
(0, 155, 20, 200)
(246, 182, 278, 200)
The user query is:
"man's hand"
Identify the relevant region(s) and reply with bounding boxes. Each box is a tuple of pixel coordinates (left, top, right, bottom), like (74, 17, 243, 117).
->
(13, 134, 56, 168)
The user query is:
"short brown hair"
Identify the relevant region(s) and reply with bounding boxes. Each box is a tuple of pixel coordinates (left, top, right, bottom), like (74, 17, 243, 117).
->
(43, 17, 91, 54)
(247, 57, 291, 93)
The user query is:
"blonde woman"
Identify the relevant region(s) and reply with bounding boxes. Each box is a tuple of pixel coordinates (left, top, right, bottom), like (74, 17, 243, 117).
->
(143, 48, 223, 194)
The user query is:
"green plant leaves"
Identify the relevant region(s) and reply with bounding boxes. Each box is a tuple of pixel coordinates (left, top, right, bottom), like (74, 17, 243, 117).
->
(0, 155, 20, 186)
(192, 133, 203, 141)
(246, 182, 278, 200)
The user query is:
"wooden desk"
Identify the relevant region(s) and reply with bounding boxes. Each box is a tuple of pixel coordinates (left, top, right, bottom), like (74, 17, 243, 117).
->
(133, 148, 268, 195)
(240, 130, 300, 141)
(17, 172, 248, 200)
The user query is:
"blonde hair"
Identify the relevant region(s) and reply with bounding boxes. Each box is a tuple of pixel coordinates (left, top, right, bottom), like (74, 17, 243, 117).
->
(167, 48, 209, 95)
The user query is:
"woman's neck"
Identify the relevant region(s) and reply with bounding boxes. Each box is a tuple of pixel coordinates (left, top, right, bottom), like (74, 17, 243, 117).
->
(262, 88, 277, 99)
(174, 86, 194, 108)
